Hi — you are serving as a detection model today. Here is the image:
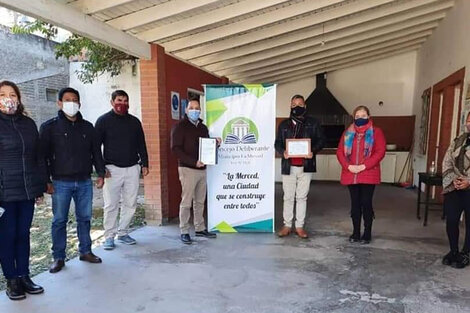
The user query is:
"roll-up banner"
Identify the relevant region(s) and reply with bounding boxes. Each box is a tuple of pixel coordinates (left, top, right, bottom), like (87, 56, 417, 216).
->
(204, 84, 276, 233)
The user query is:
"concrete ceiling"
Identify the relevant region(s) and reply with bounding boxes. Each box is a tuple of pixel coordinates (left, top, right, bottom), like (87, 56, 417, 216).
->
(0, 0, 455, 84)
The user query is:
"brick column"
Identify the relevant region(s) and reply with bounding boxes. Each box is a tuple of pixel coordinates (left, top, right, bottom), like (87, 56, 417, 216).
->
(140, 44, 169, 225)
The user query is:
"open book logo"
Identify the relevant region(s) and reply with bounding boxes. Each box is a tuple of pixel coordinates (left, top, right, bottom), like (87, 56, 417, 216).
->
(223, 117, 259, 144)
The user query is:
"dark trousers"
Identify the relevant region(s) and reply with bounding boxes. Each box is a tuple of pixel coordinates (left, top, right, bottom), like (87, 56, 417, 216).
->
(348, 184, 376, 237)
(444, 190, 470, 253)
(0, 200, 35, 279)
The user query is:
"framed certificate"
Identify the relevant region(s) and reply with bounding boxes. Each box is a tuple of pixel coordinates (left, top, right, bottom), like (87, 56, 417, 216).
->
(286, 138, 311, 158)
(199, 137, 218, 165)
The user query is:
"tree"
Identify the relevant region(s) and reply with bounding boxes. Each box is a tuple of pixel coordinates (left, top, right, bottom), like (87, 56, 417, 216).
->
(12, 20, 136, 84)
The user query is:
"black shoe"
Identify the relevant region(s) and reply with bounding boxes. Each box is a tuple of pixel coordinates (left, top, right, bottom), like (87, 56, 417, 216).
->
(349, 234, 360, 243)
(181, 234, 192, 244)
(6, 278, 26, 301)
(360, 234, 371, 244)
(452, 252, 470, 269)
(442, 251, 459, 266)
(195, 230, 217, 238)
(461, 248, 469, 259)
(19, 276, 44, 294)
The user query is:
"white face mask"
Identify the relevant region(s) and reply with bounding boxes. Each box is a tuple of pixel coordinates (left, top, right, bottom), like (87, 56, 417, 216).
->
(62, 101, 80, 117)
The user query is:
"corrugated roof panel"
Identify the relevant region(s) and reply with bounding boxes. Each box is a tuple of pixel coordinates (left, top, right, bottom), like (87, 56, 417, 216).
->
(92, 13, 110, 22)
(89, 0, 170, 20)
(129, 0, 241, 33)
(57, 0, 453, 82)
(153, 0, 321, 44)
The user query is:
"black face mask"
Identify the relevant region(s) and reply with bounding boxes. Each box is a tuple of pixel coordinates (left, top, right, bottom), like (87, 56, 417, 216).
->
(354, 118, 369, 127)
(291, 106, 306, 117)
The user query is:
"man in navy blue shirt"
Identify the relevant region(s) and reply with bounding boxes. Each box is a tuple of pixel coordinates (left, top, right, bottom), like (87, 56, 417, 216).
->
(40, 87, 105, 273)
(95, 90, 149, 250)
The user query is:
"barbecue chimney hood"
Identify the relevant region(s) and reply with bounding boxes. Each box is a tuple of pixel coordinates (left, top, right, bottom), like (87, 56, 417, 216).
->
(305, 72, 352, 148)
(305, 72, 350, 123)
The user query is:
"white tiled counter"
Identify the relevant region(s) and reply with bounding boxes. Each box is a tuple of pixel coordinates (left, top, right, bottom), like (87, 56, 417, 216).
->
(275, 151, 410, 183)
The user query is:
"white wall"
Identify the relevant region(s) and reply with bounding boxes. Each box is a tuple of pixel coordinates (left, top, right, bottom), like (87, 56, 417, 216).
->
(412, 0, 470, 185)
(276, 51, 417, 117)
(69, 62, 142, 125)
(328, 52, 417, 116)
(274, 52, 418, 181)
(276, 77, 315, 117)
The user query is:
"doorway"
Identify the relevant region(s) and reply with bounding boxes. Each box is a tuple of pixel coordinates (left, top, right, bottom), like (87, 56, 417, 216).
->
(426, 68, 465, 198)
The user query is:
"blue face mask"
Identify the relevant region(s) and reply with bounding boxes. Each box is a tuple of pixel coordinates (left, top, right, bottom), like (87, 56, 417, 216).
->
(187, 109, 201, 122)
(354, 118, 369, 127)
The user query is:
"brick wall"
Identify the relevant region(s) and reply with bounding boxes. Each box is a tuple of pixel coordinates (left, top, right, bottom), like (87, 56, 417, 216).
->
(140, 44, 227, 223)
(18, 74, 69, 126)
(164, 55, 227, 219)
(140, 45, 169, 225)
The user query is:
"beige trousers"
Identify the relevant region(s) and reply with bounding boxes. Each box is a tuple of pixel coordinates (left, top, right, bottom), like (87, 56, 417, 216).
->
(103, 164, 140, 239)
(281, 166, 312, 228)
(178, 167, 207, 234)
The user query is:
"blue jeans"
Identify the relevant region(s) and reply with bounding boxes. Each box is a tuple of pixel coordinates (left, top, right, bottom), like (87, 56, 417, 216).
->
(51, 179, 93, 260)
(0, 200, 35, 279)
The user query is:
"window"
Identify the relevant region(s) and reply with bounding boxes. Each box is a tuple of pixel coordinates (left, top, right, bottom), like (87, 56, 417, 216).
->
(46, 88, 58, 102)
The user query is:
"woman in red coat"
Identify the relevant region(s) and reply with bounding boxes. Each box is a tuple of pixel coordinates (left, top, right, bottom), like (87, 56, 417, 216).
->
(336, 106, 386, 244)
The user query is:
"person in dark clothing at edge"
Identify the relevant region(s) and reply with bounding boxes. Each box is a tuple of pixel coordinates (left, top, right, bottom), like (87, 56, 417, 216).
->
(95, 90, 149, 250)
(0, 81, 46, 300)
(441, 111, 470, 269)
(39, 87, 106, 274)
(275, 94, 325, 239)
(171, 96, 220, 244)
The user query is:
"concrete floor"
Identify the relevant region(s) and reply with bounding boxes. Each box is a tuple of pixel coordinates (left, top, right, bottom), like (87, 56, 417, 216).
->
(1, 183, 470, 313)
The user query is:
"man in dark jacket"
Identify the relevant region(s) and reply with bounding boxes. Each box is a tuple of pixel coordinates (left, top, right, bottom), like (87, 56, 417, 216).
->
(274, 94, 325, 239)
(40, 87, 106, 273)
(171, 96, 218, 244)
(95, 90, 149, 250)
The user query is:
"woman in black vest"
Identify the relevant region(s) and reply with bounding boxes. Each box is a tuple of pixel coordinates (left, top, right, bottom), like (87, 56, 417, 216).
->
(0, 81, 46, 300)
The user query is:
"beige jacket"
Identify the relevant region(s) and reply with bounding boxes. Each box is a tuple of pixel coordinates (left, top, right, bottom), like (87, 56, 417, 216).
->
(442, 133, 470, 194)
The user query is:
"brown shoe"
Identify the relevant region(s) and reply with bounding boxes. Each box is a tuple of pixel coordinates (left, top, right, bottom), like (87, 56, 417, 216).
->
(79, 252, 102, 264)
(295, 228, 308, 239)
(49, 259, 65, 273)
(277, 226, 291, 237)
